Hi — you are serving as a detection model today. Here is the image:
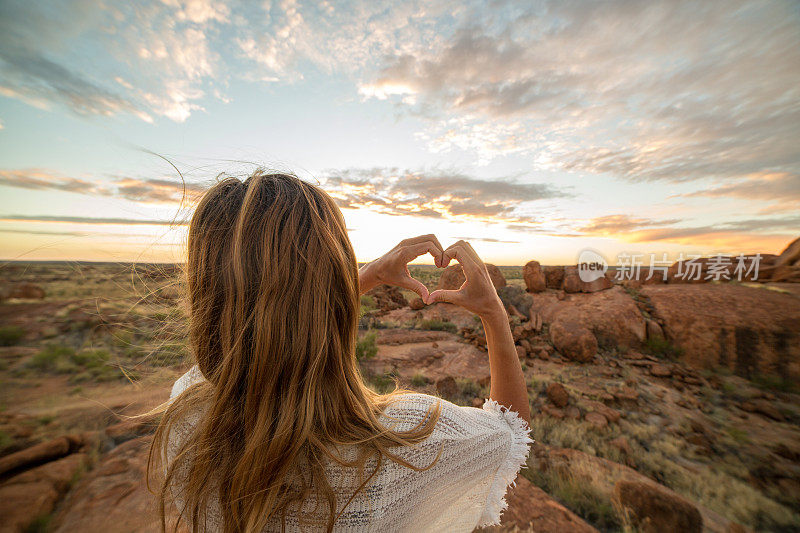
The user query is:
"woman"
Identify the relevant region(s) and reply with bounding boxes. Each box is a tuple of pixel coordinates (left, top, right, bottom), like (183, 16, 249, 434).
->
(150, 171, 532, 532)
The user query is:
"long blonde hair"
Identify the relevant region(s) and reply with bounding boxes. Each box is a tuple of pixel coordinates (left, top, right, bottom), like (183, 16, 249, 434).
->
(148, 171, 440, 532)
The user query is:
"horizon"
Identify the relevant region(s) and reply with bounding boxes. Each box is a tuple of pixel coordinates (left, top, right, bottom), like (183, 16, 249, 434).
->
(1, 0, 798, 265)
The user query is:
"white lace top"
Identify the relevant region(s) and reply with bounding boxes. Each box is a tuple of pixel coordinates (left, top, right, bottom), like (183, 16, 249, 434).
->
(168, 366, 532, 532)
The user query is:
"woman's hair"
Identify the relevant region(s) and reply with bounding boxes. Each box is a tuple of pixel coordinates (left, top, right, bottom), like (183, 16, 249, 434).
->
(148, 171, 440, 532)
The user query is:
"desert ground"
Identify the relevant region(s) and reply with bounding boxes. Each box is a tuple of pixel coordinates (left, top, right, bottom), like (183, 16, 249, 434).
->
(1, 238, 799, 532)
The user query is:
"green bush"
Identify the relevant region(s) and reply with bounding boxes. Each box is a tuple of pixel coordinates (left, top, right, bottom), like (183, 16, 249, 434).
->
(0, 325, 24, 346)
(27, 344, 75, 371)
(646, 337, 683, 360)
(410, 373, 428, 387)
(418, 319, 457, 333)
(356, 330, 378, 360)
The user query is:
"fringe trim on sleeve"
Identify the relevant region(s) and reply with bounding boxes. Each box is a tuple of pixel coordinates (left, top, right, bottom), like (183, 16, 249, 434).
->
(477, 399, 534, 527)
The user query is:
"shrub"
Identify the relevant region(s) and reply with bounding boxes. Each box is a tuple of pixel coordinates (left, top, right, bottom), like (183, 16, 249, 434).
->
(646, 337, 683, 360)
(418, 319, 457, 333)
(356, 330, 378, 360)
(27, 344, 75, 371)
(410, 373, 428, 388)
(0, 325, 24, 346)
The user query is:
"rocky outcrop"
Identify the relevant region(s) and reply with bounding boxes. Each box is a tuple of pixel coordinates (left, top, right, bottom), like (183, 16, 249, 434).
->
(52, 436, 166, 532)
(0, 453, 88, 533)
(614, 480, 703, 533)
(482, 476, 599, 532)
(642, 284, 800, 380)
(563, 266, 613, 293)
(549, 320, 597, 362)
(437, 264, 506, 291)
(3, 282, 46, 300)
(360, 329, 490, 385)
(765, 237, 800, 282)
(542, 266, 565, 290)
(523, 261, 546, 293)
(366, 284, 408, 314)
(531, 287, 647, 350)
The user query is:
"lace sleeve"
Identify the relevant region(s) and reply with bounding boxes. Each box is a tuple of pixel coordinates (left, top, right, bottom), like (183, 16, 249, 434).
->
(476, 399, 534, 527)
(170, 364, 205, 399)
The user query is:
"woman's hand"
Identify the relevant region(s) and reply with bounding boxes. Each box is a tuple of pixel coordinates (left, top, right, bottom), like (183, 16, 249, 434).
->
(426, 240, 505, 320)
(359, 234, 445, 301)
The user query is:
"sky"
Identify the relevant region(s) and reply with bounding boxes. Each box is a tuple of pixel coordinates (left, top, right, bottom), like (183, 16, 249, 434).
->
(0, 0, 798, 265)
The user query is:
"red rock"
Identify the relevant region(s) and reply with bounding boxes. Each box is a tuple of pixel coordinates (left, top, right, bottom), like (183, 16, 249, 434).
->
(610, 436, 632, 456)
(542, 266, 565, 290)
(436, 264, 506, 291)
(435, 376, 458, 398)
(105, 414, 161, 444)
(766, 237, 800, 282)
(542, 405, 566, 419)
(531, 287, 646, 350)
(51, 436, 173, 532)
(614, 480, 703, 533)
(546, 383, 570, 408)
(563, 266, 613, 293)
(646, 319, 664, 342)
(565, 406, 581, 419)
(490, 476, 599, 533)
(409, 297, 425, 310)
(0, 436, 72, 477)
(585, 412, 608, 429)
(549, 320, 597, 363)
(642, 284, 800, 380)
(9, 282, 46, 299)
(649, 364, 672, 378)
(515, 345, 526, 360)
(613, 386, 639, 406)
(0, 453, 87, 533)
(365, 284, 408, 313)
(740, 399, 784, 421)
(523, 260, 547, 293)
(583, 400, 621, 423)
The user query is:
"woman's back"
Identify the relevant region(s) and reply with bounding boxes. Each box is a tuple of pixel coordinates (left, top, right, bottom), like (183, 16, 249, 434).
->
(168, 367, 531, 532)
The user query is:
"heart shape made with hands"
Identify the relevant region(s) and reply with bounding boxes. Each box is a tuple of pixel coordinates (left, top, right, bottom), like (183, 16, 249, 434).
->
(370, 235, 489, 310)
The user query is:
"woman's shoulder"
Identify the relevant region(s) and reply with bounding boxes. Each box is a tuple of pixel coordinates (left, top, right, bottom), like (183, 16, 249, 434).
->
(381, 392, 530, 440)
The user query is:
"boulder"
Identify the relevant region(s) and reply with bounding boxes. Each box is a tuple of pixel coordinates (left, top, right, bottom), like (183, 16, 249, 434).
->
(523, 260, 547, 293)
(646, 319, 664, 342)
(0, 436, 74, 478)
(584, 412, 608, 429)
(409, 297, 425, 310)
(767, 237, 800, 282)
(437, 264, 506, 291)
(549, 320, 598, 363)
(531, 287, 646, 350)
(542, 266, 565, 289)
(486, 475, 599, 533)
(366, 285, 408, 314)
(546, 383, 569, 408)
(614, 480, 703, 533)
(563, 266, 613, 293)
(435, 376, 458, 398)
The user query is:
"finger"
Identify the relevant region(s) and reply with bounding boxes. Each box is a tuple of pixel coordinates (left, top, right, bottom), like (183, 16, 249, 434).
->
(443, 241, 482, 276)
(403, 241, 444, 267)
(396, 275, 430, 301)
(427, 288, 463, 305)
(401, 235, 444, 266)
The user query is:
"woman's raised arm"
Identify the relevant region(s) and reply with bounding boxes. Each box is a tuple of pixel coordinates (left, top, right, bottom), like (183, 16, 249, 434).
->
(428, 241, 530, 424)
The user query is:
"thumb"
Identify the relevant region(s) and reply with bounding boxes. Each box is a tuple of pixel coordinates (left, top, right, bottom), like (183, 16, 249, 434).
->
(426, 289, 462, 305)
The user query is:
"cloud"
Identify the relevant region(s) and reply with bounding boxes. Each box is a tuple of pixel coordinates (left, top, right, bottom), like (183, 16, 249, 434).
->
(680, 172, 800, 212)
(0, 215, 186, 226)
(361, 0, 800, 183)
(0, 228, 88, 237)
(577, 215, 681, 236)
(322, 167, 569, 224)
(454, 236, 521, 244)
(0, 168, 205, 205)
(576, 214, 800, 243)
